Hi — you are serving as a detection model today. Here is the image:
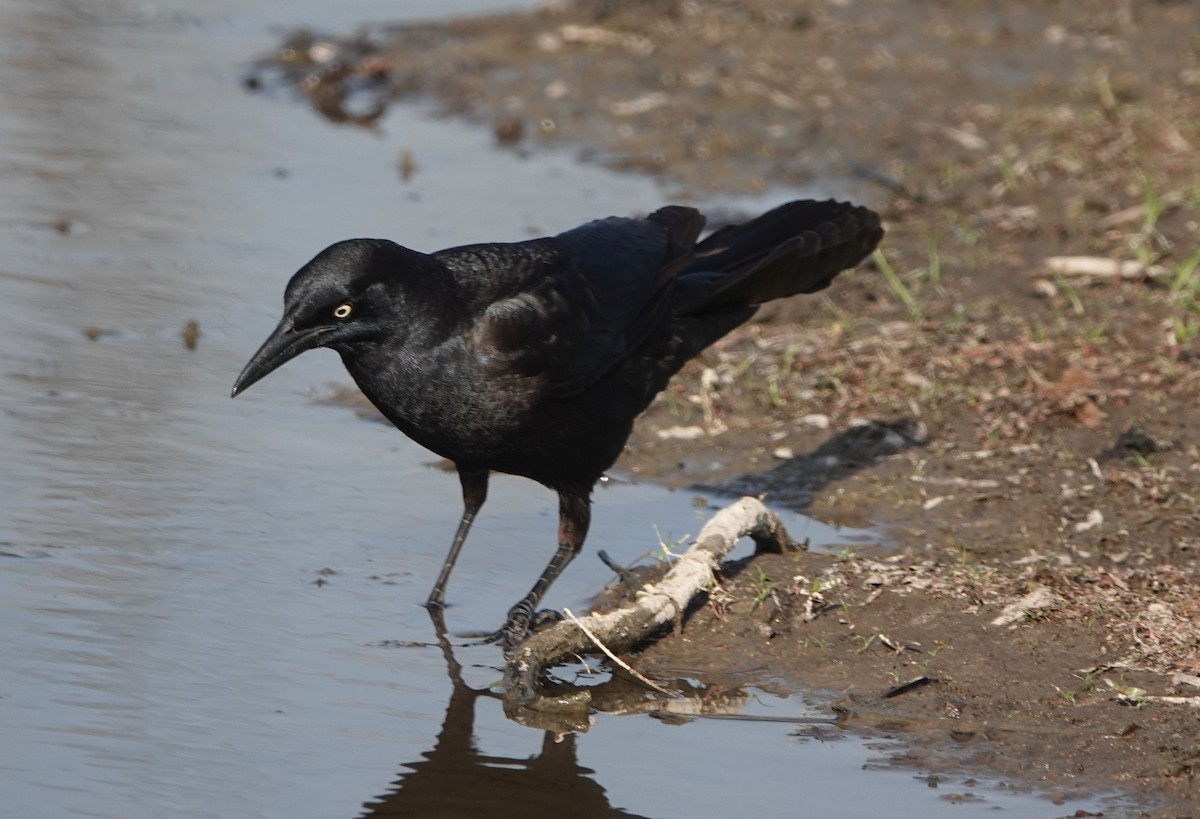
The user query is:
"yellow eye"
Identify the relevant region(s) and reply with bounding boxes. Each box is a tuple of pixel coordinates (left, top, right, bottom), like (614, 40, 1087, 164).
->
(333, 303, 352, 319)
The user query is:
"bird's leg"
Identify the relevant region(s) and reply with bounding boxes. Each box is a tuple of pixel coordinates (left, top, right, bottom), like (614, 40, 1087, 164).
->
(425, 466, 489, 611)
(493, 489, 591, 647)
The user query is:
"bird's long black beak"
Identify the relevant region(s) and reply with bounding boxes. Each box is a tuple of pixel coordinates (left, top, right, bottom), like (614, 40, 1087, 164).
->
(231, 319, 326, 398)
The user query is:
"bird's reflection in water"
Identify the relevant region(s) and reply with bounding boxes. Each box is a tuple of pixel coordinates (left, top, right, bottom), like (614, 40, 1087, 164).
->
(357, 611, 650, 819)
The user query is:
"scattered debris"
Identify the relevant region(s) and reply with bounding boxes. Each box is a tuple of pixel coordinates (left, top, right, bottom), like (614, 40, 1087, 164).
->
(883, 675, 937, 699)
(990, 583, 1058, 627)
(1138, 696, 1200, 708)
(1044, 256, 1169, 282)
(181, 319, 200, 350)
(1172, 672, 1200, 690)
(911, 475, 1000, 490)
(656, 425, 706, 441)
(397, 150, 416, 181)
(1074, 509, 1103, 533)
(82, 327, 119, 341)
(1098, 427, 1175, 461)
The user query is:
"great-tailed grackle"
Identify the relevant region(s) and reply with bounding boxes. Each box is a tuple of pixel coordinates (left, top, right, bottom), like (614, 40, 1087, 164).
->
(232, 199, 883, 645)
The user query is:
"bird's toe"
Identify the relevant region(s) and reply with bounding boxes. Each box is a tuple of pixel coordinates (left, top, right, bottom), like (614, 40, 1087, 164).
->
(529, 609, 563, 629)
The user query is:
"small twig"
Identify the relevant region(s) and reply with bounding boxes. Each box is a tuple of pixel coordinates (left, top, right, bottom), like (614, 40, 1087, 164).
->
(596, 549, 635, 582)
(882, 675, 938, 699)
(648, 711, 838, 725)
(562, 607, 675, 696)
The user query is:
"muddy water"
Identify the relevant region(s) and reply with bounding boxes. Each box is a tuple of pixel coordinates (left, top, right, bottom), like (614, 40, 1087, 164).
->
(0, 2, 1114, 817)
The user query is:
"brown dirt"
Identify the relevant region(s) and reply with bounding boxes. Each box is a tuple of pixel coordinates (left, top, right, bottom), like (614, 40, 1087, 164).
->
(253, 1, 1200, 813)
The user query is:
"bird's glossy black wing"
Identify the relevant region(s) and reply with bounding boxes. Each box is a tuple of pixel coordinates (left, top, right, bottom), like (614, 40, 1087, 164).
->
(438, 209, 703, 397)
(435, 240, 589, 382)
(541, 209, 705, 396)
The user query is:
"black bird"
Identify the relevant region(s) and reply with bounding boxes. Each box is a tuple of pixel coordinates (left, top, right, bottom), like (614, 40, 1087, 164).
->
(232, 199, 883, 645)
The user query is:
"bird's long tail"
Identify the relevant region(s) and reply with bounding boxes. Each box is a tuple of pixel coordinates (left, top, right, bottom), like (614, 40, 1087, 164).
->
(673, 199, 883, 316)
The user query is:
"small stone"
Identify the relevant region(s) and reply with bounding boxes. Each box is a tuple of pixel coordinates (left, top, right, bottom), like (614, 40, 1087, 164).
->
(1074, 509, 1103, 532)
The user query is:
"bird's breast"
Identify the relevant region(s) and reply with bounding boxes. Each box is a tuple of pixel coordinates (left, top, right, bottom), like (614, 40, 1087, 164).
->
(344, 346, 546, 461)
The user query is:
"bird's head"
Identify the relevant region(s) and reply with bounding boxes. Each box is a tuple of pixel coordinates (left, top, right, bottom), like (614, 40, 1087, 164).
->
(232, 238, 438, 397)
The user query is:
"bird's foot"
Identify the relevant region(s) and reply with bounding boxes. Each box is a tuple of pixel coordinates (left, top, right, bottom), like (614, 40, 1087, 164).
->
(471, 602, 561, 649)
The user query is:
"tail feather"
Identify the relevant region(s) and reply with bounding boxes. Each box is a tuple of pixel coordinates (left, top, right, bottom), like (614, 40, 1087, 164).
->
(646, 205, 706, 258)
(674, 200, 883, 315)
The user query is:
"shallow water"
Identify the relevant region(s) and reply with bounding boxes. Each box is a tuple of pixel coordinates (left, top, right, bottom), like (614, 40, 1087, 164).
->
(0, 1, 1120, 817)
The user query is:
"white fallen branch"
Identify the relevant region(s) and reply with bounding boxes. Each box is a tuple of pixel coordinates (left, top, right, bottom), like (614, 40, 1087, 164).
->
(503, 497, 794, 717)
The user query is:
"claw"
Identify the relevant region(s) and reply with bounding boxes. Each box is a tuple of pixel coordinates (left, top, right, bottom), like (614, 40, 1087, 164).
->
(460, 603, 560, 649)
(460, 626, 523, 649)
